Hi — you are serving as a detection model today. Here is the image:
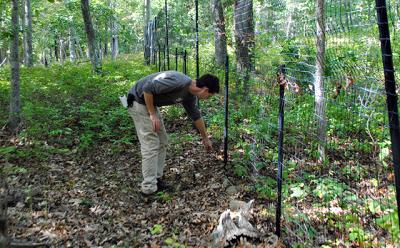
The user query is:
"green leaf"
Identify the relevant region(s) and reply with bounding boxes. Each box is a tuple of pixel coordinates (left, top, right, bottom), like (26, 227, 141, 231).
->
(290, 186, 306, 198)
(150, 224, 163, 235)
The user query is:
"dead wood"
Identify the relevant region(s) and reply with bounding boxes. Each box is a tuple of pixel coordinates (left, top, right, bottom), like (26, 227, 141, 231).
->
(210, 200, 281, 248)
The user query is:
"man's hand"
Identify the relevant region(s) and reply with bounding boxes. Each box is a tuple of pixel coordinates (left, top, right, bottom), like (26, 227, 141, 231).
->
(150, 113, 160, 132)
(202, 137, 213, 151)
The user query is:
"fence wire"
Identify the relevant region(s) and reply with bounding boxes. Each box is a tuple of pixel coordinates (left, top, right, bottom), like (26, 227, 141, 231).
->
(146, 0, 400, 246)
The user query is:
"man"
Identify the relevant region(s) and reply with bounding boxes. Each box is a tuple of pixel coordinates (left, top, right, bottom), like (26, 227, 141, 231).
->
(127, 70, 219, 195)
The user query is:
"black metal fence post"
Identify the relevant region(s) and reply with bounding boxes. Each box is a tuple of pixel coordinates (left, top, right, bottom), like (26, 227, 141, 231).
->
(183, 50, 187, 75)
(165, 0, 169, 70)
(158, 44, 161, 72)
(195, 0, 200, 107)
(375, 0, 400, 228)
(224, 55, 229, 167)
(163, 45, 166, 71)
(175, 48, 178, 71)
(275, 65, 286, 237)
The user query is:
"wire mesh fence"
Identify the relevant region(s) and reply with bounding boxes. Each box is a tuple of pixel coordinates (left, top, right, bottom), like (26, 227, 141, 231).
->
(145, 0, 400, 245)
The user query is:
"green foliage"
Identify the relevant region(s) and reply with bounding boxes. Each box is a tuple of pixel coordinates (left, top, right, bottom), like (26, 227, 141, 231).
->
(0, 55, 153, 157)
(2, 164, 28, 175)
(150, 224, 164, 235)
(164, 234, 185, 248)
(156, 191, 173, 203)
(312, 178, 347, 203)
(377, 211, 400, 243)
(255, 176, 277, 200)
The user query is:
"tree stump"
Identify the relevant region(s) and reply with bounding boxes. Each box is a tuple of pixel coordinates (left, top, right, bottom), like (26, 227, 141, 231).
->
(209, 200, 283, 248)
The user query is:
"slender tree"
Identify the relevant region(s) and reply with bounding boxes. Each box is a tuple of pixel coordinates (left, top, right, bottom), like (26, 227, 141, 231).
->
(234, 0, 254, 98)
(8, 0, 21, 133)
(211, 0, 227, 67)
(315, 0, 327, 161)
(59, 38, 65, 64)
(81, 0, 102, 73)
(111, 0, 119, 60)
(69, 28, 76, 62)
(0, 173, 9, 248)
(23, 0, 33, 67)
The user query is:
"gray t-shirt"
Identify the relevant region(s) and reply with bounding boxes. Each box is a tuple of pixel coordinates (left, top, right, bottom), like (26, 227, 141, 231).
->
(128, 71, 201, 121)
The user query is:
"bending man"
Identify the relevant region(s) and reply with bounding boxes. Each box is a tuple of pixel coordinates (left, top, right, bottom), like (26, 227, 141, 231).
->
(127, 70, 219, 195)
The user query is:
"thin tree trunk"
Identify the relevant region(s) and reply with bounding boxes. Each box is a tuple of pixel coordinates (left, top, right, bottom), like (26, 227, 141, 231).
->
(144, 0, 151, 64)
(59, 38, 64, 64)
(54, 38, 59, 61)
(110, 0, 118, 60)
(23, 0, 33, 66)
(0, 170, 9, 248)
(315, 0, 327, 161)
(8, 0, 21, 133)
(211, 0, 227, 67)
(234, 0, 254, 98)
(81, 0, 102, 73)
(112, 34, 118, 60)
(285, 12, 293, 38)
(104, 24, 108, 57)
(69, 29, 76, 62)
(21, 0, 26, 64)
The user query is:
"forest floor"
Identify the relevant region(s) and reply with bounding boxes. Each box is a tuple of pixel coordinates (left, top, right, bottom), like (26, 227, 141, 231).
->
(1, 57, 399, 247)
(2, 117, 277, 247)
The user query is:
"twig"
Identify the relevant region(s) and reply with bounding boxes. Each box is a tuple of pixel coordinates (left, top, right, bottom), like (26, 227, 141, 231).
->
(0, 58, 6, 67)
(10, 241, 50, 248)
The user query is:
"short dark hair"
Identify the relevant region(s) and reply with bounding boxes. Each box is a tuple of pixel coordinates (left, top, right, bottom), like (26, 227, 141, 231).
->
(196, 74, 220, 93)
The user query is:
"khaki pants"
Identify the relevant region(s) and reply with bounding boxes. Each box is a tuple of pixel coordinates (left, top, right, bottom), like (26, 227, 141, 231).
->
(128, 101, 168, 194)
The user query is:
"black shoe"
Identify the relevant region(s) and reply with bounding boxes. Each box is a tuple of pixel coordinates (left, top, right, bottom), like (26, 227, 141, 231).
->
(139, 191, 157, 202)
(157, 179, 174, 192)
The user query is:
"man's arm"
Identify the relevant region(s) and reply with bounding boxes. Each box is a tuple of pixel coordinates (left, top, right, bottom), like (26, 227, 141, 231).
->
(193, 118, 212, 151)
(144, 92, 160, 132)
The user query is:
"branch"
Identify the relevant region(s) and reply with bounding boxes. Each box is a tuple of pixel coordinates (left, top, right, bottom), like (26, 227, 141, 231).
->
(10, 241, 49, 248)
(0, 58, 6, 67)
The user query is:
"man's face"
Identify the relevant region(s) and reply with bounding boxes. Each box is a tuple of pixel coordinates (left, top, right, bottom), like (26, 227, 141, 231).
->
(198, 88, 214, 99)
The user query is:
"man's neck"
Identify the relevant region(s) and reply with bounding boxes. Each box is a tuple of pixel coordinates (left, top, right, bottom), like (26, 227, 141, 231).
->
(188, 80, 200, 95)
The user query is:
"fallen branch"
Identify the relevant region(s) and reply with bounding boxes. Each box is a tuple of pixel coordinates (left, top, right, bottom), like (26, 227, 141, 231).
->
(10, 241, 50, 248)
(0, 58, 6, 67)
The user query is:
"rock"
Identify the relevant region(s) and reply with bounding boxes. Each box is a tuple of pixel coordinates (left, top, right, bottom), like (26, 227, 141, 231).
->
(211, 183, 221, 189)
(226, 186, 239, 195)
(229, 200, 246, 211)
(222, 178, 229, 188)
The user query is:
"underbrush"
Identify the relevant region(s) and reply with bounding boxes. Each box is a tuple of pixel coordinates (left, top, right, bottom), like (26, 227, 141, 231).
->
(0, 55, 153, 157)
(1, 54, 398, 246)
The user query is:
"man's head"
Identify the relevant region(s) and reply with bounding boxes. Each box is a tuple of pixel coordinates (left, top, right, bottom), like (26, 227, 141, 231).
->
(196, 74, 220, 94)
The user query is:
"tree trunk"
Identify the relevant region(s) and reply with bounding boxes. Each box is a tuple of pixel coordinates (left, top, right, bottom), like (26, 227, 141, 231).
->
(59, 38, 64, 65)
(110, 0, 118, 60)
(315, 0, 327, 162)
(23, 0, 33, 67)
(285, 11, 293, 38)
(54, 38, 59, 61)
(233, 0, 254, 98)
(0, 169, 9, 248)
(211, 0, 227, 67)
(144, 0, 151, 65)
(8, 0, 21, 133)
(81, 0, 102, 73)
(69, 29, 76, 62)
(112, 34, 118, 60)
(104, 41, 108, 57)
